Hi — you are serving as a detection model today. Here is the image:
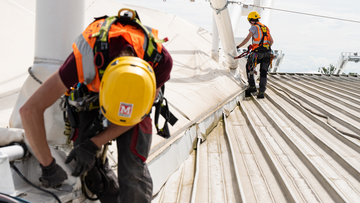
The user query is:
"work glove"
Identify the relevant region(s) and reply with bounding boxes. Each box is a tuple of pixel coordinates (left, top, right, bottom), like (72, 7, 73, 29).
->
(39, 158, 68, 188)
(65, 139, 100, 177)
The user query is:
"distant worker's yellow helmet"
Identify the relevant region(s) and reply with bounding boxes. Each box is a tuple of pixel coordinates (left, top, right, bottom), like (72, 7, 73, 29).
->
(247, 11, 261, 21)
(99, 56, 156, 126)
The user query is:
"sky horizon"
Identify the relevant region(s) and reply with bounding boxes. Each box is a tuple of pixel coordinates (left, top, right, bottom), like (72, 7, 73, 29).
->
(117, 0, 360, 74)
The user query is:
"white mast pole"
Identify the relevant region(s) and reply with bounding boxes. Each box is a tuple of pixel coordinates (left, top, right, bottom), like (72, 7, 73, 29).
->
(34, 0, 85, 63)
(210, 0, 238, 69)
(10, 0, 85, 144)
(228, 1, 244, 36)
(211, 16, 220, 62)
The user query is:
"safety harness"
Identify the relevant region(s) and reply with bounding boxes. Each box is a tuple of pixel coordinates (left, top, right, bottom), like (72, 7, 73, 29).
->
(252, 24, 275, 71)
(61, 8, 177, 143)
(253, 23, 271, 52)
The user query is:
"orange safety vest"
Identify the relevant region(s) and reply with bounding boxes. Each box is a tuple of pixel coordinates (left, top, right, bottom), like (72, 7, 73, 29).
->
(72, 18, 163, 92)
(251, 22, 271, 51)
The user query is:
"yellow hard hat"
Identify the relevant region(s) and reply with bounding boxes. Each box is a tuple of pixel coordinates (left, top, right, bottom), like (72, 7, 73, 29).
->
(247, 11, 261, 21)
(99, 56, 156, 126)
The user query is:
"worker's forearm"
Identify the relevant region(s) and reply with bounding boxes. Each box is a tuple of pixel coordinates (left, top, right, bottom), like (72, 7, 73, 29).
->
(20, 107, 53, 166)
(237, 41, 247, 48)
(20, 71, 68, 167)
(91, 88, 160, 148)
(237, 38, 251, 48)
(91, 124, 135, 147)
(237, 32, 252, 48)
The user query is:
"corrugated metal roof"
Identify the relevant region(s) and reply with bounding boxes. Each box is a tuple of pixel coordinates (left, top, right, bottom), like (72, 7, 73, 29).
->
(152, 74, 360, 203)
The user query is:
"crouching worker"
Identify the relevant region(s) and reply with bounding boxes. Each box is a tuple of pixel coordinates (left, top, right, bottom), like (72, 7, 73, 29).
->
(20, 8, 173, 203)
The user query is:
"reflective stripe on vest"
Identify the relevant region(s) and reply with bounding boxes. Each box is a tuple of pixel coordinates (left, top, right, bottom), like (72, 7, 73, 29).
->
(72, 18, 162, 92)
(252, 22, 271, 51)
(73, 19, 104, 91)
(72, 34, 96, 85)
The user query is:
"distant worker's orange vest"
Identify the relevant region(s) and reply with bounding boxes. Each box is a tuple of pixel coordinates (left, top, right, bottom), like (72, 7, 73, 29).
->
(252, 22, 271, 51)
(72, 18, 163, 92)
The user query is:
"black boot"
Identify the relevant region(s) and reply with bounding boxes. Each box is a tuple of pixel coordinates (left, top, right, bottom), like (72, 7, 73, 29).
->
(245, 86, 257, 97)
(257, 91, 265, 99)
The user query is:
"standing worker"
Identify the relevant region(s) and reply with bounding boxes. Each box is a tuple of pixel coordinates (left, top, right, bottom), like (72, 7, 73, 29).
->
(237, 11, 274, 98)
(19, 9, 173, 203)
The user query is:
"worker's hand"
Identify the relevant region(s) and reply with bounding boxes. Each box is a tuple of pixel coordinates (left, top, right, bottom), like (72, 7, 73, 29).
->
(39, 158, 68, 188)
(65, 139, 100, 177)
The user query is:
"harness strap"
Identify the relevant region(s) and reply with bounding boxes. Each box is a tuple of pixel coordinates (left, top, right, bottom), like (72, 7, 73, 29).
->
(256, 24, 267, 48)
(132, 18, 168, 66)
(154, 85, 178, 139)
(91, 16, 118, 78)
(90, 12, 168, 74)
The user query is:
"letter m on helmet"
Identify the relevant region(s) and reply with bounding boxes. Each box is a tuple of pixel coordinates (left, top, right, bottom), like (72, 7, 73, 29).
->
(118, 102, 133, 118)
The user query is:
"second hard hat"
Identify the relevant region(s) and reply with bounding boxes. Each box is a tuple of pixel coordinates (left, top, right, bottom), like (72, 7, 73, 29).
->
(247, 11, 261, 21)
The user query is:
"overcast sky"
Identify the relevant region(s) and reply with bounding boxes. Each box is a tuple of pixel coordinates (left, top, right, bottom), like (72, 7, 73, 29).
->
(116, 0, 360, 74)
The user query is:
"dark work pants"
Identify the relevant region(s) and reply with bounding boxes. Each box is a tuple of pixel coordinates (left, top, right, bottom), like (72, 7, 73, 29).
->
(116, 116, 153, 203)
(246, 51, 271, 92)
(76, 109, 153, 203)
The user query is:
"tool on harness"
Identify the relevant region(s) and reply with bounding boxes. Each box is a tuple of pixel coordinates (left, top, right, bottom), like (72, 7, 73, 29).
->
(269, 51, 275, 69)
(247, 52, 258, 75)
(61, 83, 100, 144)
(153, 85, 178, 139)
